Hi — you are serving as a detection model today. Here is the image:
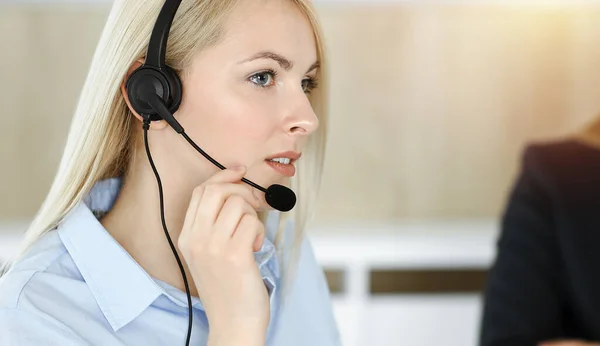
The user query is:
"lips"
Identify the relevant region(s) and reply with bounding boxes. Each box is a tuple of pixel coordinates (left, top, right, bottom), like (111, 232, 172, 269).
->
(265, 151, 302, 161)
(265, 160, 296, 177)
(264, 151, 301, 177)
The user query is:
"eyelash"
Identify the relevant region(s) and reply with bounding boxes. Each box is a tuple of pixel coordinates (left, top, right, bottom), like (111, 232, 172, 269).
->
(248, 69, 319, 95)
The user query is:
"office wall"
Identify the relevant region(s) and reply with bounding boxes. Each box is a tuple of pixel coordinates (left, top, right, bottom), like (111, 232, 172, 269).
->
(2, 3, 600, 228)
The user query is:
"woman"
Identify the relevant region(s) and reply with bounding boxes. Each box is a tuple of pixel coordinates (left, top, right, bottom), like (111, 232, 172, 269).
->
(479, 117, 600, 346)
(0, 0, 340, 345)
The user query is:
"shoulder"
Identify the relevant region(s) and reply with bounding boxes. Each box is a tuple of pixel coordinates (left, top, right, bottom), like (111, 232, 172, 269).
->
(268, 214, 332, 303)
(275, 233, 342, 345)
(285, 231, 334, 310)
(519, 138, 600, 191)
(0, 307, 86, 346)
(522, 138, 599, 173)
(0, 230, 81, 310)
(0, 231, 87, 345)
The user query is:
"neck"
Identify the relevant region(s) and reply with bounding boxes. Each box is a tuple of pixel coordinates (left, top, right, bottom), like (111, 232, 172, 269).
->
(101, 143, 206, 297)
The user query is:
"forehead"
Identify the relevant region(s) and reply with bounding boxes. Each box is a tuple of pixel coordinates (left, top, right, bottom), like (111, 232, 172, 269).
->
(218, 0, 318, 66)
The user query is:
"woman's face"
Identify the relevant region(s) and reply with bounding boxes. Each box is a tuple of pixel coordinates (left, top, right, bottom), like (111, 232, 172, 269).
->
(171, 0, 319, 210)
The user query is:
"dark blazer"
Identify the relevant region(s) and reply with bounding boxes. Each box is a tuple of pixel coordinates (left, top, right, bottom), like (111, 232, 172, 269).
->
(480, 139, 600, 345)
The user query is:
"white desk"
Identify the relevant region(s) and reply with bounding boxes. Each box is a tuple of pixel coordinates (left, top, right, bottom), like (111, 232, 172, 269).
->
(309, 221, 498, 346)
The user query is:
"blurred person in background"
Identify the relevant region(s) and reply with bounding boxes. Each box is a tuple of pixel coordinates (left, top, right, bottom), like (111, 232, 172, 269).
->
(0, 0, 340, 345)
(479, 116, 600, 346)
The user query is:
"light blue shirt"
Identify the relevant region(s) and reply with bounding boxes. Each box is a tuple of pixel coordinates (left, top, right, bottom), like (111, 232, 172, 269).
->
(0, 178, 341, 345)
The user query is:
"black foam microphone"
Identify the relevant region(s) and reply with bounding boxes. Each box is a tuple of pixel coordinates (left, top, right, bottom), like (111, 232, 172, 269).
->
(143, 91, 297, 212)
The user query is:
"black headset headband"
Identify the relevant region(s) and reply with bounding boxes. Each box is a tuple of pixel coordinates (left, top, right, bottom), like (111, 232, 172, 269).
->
(125, 0, 183, 123)
(145, 0, 181, 68)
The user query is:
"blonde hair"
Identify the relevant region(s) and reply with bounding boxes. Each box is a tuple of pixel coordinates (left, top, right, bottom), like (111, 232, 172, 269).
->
(3, 0, 329, 295)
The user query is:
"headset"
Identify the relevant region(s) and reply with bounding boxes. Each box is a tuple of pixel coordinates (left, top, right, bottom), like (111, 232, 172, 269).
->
(124, 0, 297, 344)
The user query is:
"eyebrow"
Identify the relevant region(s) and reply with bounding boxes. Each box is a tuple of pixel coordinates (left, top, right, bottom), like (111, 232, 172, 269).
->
(239, 51, 320, 74)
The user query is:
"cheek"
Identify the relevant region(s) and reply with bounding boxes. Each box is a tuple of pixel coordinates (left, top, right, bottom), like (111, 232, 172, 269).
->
(216, 94, 274, 141)
(181, 83, 278, 155)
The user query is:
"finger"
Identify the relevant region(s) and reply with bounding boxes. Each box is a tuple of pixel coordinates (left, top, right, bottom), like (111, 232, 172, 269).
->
(212, 195, 258, 242)
(179, 167, 244, 236)
(204, 165, 248, 184)
(179, 184, 206, 244)
(180, 167, 249, 247)
(195, 181, 260, 233)
(177, 185, 204, 250)
(252, 229, 266, 253)
(231, 214, 266, 253)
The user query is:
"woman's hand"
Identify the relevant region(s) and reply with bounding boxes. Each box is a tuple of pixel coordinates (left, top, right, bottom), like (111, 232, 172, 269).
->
(178, 166, 269, 346)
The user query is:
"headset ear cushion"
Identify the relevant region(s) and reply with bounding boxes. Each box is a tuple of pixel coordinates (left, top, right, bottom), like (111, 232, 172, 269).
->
(126, 67, 165, 121)
(162, 65, 182, 114)
(125, 65, 182, 121)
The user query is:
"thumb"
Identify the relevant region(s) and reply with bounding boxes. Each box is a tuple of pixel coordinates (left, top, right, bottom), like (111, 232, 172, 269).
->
(252, 229, 266, 253)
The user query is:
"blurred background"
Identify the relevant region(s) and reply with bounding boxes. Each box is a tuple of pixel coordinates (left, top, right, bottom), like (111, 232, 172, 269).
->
(2, 0, 600, 345)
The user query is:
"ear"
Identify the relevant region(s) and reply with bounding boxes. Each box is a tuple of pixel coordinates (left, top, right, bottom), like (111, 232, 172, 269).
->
(121, 59, 168, 130)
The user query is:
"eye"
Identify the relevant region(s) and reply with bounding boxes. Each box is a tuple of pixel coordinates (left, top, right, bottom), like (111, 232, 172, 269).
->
(302, 77, 319, 94)
(249, 70, 276, 88)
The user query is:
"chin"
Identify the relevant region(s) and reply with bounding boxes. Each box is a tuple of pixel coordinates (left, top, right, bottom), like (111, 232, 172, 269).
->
(273, 176, 291, 187)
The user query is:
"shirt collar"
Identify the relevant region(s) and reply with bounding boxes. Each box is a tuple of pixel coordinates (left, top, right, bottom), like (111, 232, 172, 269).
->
(56, 177, 280, 331)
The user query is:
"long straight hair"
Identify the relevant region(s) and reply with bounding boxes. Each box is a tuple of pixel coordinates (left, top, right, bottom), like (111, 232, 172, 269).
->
(2, 0, 329, 295)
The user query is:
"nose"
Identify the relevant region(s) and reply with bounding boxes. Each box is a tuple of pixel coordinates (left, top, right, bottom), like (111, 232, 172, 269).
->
(283, 94, 319, 136)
